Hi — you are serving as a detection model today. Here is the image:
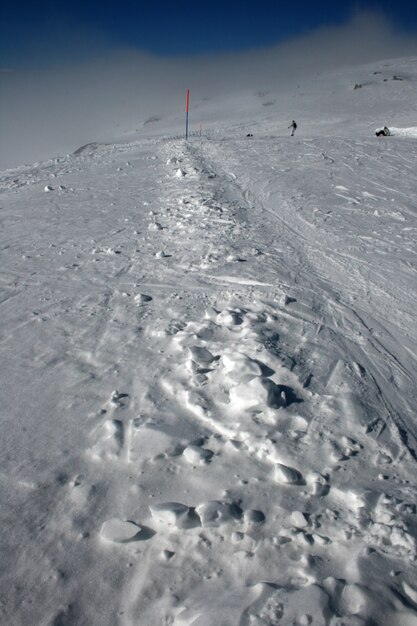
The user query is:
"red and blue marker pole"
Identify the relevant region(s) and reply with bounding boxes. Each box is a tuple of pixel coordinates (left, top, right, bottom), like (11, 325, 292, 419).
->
(185, 89, 190, 140)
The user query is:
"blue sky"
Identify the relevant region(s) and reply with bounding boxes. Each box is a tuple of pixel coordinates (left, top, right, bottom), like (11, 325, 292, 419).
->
(2, 0, 417, 68)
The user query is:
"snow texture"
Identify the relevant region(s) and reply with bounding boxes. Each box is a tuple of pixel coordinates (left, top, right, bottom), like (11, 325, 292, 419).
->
(1, 55, 417, 626)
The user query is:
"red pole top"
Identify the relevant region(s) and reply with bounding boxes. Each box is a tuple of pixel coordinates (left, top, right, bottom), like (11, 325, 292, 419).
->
(186, 89, 190, 113)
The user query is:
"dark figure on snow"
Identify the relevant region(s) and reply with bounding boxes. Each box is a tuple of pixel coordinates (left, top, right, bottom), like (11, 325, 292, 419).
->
(289, 120, 297, 136)
(376, 126, 390, 137)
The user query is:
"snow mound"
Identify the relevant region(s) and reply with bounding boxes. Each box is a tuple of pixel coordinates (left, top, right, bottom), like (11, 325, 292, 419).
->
(229, 377, 287, 410)
(100, 519, 142, 543)
(149, 502, 191, 527)
(182, 444, 213, 464)
(221, 351, 263, 383)
(134, 293, 152, 304)
(275, 463, 304, 485)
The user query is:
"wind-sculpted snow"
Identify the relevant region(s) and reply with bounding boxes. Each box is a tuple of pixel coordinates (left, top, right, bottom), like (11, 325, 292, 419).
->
(1, 63, 417, 625)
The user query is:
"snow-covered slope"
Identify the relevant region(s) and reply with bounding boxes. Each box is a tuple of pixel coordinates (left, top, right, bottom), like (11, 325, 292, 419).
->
(1, 57, 417, 626)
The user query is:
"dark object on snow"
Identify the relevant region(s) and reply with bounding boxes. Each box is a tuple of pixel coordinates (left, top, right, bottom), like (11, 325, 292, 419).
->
(288, 120, 297, 136)
(246, 133, 253, 137)
(375, 126, 391, 137)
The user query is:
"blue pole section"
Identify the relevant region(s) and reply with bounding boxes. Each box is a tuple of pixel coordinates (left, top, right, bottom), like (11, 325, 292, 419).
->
(185, 89, 190, 140)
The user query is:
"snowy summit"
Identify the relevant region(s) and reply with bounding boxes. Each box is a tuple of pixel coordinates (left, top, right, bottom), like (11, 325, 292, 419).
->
(1, 53, 417, 626)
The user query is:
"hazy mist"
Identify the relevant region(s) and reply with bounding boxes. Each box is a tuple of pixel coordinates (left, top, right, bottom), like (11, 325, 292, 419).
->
(2, 10, 417, 169)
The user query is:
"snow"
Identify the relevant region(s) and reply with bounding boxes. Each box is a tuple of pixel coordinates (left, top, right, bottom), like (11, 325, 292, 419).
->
(274, 463, 304, 485)
(100, 518, 142, 543)
(389, 126, 417, 137)
(1, 55, 417, 626)
(149, 502, 191, 528)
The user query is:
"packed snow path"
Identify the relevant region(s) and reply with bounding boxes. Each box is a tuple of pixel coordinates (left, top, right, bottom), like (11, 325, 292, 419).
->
(1, 132, 417, 626)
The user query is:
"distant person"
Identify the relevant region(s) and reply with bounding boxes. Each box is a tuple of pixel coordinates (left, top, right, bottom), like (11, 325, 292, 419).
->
(376, 126, 390, 137)
(289, 120, 297, 136)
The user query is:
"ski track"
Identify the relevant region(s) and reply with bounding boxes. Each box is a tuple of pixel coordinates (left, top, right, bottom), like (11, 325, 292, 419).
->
(1, 123, 417, 626)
